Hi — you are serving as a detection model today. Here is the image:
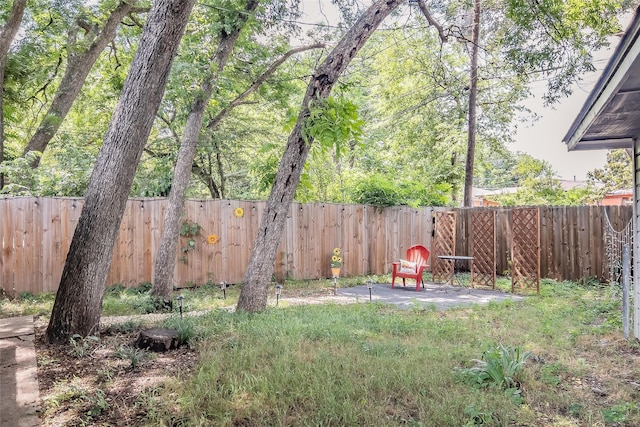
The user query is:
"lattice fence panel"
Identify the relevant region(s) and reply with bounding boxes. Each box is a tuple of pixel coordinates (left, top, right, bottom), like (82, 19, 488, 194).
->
(604, 210, 633, 285)
(511, 208, 540, 293)
(471, 210, 496, 289)
(432, 211, 456, 283)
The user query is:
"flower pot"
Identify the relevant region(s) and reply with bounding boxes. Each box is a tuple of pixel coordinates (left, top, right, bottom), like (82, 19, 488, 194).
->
(331, 267, 341, 278)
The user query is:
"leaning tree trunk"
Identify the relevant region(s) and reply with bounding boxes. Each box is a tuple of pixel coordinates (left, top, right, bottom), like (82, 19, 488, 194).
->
(151, 0, 260, 302)
(463, 0, 480, 207)
(21, 0, 145, 168)
(0, 0, 27, 190)
(46, 0, 195, 344)
(236, 0, 405, 312)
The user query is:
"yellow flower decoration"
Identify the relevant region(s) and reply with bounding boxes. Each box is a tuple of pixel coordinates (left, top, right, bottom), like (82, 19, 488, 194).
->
(331, 248, 343, 268)
(234, 207, 244, 218)
(206, 234, 219, 245)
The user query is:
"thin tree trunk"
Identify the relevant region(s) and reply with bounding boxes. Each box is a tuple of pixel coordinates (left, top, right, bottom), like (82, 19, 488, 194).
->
(185, 43, 325, 199)
(236, 0, 404, 312)
(0, 0, 27, 190)
(463, 0, 480, 207)
(151, 0, 260, 301)
(22, 1, 146, 168)
(46, 0, 194, 344)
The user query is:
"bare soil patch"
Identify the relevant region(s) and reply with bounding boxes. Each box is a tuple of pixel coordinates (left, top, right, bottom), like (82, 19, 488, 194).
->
(34, 317, 197, 426)
(33, 287, 339, 426)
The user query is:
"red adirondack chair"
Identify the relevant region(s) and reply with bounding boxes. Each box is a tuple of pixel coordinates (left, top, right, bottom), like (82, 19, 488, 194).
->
(391, 245, 430, 291)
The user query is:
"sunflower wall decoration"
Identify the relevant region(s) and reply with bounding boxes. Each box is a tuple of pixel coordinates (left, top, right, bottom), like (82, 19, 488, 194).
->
(206, 234, 219, 245)
(234, 207, 244, 218)
(330, 247, 343, 278)
(330, 247, 343, 268)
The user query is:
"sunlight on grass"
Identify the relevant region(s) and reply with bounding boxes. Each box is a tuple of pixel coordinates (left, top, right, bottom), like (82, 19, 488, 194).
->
(0, 291, 55, 317)
(141, 279, 640, 426)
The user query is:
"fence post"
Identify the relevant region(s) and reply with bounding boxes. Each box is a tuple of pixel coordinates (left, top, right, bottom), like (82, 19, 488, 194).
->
(622, 244, 630, 340)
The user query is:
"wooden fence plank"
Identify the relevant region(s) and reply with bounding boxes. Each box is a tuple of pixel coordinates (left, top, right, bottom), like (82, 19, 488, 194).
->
(50, 198, 81, 291)
(0, 199, 7, 296)
(581, 207, 590, 279)
(238, 200, 253, 282)
(139, 200, 153, 284)
(28, 198, 42, 295)
(539, 207, 552, 280)
(13, 198, 28, 295)
(0, 198, 14, 294)
(314, 203, 327, 278)
(329, 203, 342, 278)
(207, 199, 224, 284)
(304, 202, 314, 278)
(592, 206, 603, 281)
(356, 204, 367, 275)
(40, 198, 52, 293)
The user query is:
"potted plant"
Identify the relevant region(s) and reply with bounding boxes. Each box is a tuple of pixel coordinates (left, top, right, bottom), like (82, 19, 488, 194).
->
(331, 247, 343, 278)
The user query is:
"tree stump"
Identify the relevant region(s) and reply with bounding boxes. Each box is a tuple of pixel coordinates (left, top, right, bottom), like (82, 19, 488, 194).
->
(136, 328, 180, 352)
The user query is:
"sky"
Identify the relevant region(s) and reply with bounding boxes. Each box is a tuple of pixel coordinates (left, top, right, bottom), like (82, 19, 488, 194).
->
(512, 84, 607, 182)
(511, 60, 612, 182)
(512, 11, 634, 182)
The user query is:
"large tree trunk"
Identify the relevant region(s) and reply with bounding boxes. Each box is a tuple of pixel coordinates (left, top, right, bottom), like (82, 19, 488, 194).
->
(463, 0, 480, 207)
(46, 0, 195, 344)
(21, 1, 146, 168)
(151, 0, 260, 302)
(0, 0, 27, 190)
(236, 0, 404, 312)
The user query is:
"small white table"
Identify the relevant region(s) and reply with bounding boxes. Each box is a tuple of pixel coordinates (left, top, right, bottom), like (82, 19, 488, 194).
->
(437, 255, 474, 289)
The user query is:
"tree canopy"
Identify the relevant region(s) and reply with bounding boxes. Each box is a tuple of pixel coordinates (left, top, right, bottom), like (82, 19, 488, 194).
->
(1, 0, 633, 206)
(1, 0, 634, 328)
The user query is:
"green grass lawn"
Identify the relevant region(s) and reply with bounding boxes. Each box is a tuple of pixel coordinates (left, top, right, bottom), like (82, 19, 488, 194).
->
(152, 279, 639, 426)
(2, 277, 639, 426)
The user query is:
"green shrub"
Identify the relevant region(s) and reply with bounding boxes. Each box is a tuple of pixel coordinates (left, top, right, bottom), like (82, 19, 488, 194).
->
(350, 174, 450, 207)
(350, 174, 404, 207)
(18, 291, 36, 301)
(125, 282, 152, 295)
(456, 343, 531, 390)
(104, 283, 125, 294)
(603, 402, 636, 425)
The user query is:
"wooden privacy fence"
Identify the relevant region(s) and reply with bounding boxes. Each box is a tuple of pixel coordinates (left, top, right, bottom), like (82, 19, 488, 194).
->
(0, 197, 633, 296)
(454, 205, 633, 282)
(0, 197, 439, 296)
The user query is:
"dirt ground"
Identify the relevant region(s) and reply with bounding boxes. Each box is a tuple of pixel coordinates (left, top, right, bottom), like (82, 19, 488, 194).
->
(32, 290, 350, 426)
(33, 316, 198, 426)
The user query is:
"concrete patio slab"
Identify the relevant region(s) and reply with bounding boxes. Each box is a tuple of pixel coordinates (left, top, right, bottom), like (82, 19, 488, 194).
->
(334, 282, 525, 310)
(0, 316, 40, 427)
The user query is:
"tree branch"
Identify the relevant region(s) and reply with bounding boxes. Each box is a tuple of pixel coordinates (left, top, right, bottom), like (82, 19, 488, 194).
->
(206, 42, 325, 131)
(127, 9, 148, 28)
(76, 18, 95, 34)
(417, 0, 448, 43)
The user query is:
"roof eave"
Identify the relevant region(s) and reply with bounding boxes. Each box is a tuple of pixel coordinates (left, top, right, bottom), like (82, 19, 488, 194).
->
(563, 6, 640, 151)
